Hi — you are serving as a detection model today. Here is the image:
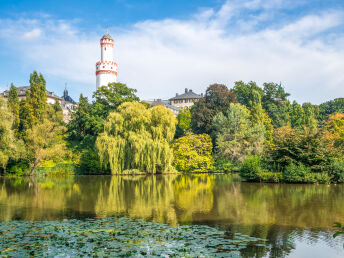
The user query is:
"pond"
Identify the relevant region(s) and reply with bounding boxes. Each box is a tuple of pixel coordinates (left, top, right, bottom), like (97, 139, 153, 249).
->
(0, 174, 343, 257)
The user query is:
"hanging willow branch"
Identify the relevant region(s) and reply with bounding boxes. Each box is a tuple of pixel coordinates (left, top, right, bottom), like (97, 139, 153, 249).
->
(96, 102, 176, 174)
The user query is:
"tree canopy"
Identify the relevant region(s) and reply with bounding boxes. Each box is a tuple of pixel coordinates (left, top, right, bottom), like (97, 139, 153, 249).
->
(96, 102, 176, 174)
(191, 84, 236, 135)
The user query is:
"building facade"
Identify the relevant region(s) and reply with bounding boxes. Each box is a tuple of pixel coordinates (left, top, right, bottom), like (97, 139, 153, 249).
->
(96, 33, 118, 89)
(1, 86, 77, 123)
(169, 88, 202, 109)
(1, 86, 62, 104)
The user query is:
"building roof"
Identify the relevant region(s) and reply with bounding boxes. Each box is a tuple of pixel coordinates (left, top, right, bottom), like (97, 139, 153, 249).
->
(62, 88, 77, 104)
(101, 33, 113, 40)
(146, 99, 180, 112)
(1, 86, 62, 100)
(169, 88, 202, 100)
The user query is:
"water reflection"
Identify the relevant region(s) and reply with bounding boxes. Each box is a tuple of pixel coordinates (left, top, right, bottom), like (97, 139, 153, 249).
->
(0, 174, 343, 257)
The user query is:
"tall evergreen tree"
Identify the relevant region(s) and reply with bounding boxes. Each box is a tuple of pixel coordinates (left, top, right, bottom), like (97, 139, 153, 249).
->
(302, 102, 318, 132)
(27, 71, 47, 122)
(7, 83, 20, 130)
(290, 101, 305, 129)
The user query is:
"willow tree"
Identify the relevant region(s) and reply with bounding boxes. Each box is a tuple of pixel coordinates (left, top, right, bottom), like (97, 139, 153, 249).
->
(96, 102, 176, 174)
(0, 96, 16, 172)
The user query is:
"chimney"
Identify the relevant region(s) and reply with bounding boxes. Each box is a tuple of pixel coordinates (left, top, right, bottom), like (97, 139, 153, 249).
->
(176, 93, 179, 96)
(189, 89, 192, 92)
(201, 93, 203, 97)
(185, 88, 188, 93)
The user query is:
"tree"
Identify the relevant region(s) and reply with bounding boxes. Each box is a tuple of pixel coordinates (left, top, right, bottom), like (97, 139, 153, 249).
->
(175, 108, 191, 138)
(27, 71, 47, 121)
(0, 96, 17, 172)
(96, 102, 176, 174)
(68, 83, 140, 139)
(7, 83, 20, 130)
(172, 133, 214, 172)
(68, 94, 95, 139)
(191, 84, 236, 134)
(232, 81, 264, 107)
(25, 112, 67, 175)
(212, 103, 265, 163)
(318, 98, 344, 121)
(270, 126, 338, 172)
(20, 71, 47, 131)
(290, 101, 305, 129)
(93, 82, 140, 119)
(248, 90, 264, 126)
(262, 82, 290, 128)
(302, 102, 318, 132)
(325, 113, 344, 151)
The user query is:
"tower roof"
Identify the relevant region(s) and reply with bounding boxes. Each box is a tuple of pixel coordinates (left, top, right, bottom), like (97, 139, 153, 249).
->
(101, 33, 113, 40)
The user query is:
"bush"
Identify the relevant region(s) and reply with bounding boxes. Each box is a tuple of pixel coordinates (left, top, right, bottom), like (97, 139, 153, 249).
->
(239, 155, 262, 181)
(79, 149, 104, 174)
(329, 161, 344, 183)
(172, 133, 214, 173)
(214, 158, 232, 173)
(258, 172, 282, 183)
(8, 162, 29, 176)
(283, 163, 310, 183)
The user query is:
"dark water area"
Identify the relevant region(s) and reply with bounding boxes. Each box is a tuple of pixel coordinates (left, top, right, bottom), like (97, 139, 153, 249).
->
(0, 174, 343, 257)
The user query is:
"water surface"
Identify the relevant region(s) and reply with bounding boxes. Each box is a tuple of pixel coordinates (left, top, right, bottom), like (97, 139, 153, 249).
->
(0, 174, 343, 257)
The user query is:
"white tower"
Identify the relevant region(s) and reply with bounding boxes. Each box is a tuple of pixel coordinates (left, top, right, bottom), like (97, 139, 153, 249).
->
(96, 32, 118, 89)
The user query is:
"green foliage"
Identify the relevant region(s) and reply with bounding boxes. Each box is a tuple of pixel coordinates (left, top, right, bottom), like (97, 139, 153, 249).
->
(329, 161, 344, 183)
(79, 149, 104, 174)
(302, 102, 318, 132)
(96, 102, 176, 174)
(7, 83, 20, 130)
(175, 108, 191, 138)
(270, 126, 338, 173)
(25, 108, 67, 175)
(0, 96, 17, 172)
(262, 82, 290, 128)
(191, 84, 236, 135)
(8, 162, 29, 176)
(318, 98, 344, 121)
(213, 103, 265, 163)
(68, 83, 140, 139)
(258, 172, 282, 183)
(283, 163, 311, 183)
(333, 222, 344, 239)
(239, 155, 262, 181)
(232, 81, 264, 107)
(290, 101, 305, 128)
(93, 82, 140, 119)
(214, 158, 232, 173)
(172, 133, 214, 173)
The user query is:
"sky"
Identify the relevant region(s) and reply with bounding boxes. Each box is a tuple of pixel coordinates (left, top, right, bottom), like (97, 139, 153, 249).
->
(0, 0, 344, 104)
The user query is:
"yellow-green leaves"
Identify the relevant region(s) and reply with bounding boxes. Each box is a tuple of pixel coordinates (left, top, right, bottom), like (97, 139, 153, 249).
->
(96, 102, 176, 174)
(172, 133, 214, 173)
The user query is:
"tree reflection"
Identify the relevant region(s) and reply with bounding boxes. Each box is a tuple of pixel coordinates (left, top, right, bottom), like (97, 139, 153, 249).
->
(0, 174, 343, 256)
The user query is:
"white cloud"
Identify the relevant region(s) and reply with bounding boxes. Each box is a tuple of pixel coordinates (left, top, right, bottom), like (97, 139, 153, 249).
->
(0, 0, 344, 104)
(22, 28, 42, 40)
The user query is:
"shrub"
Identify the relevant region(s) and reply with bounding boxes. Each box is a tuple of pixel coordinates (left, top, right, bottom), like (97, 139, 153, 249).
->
(79, 149, 104, 174)
(258, 172, 282, 183)
(239, 155, 262, 181)
(8, 162, 29, 176)
(283, 163, 310, 183)
(172, 133, 214, 173)
(214, 158, 232, 173)
(329, 161, 344, 183)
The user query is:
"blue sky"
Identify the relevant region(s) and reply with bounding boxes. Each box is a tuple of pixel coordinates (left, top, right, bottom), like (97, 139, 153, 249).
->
(0, 0, 344, 104)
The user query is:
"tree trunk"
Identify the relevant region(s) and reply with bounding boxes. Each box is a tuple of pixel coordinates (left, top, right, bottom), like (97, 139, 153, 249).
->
(30, 159, 39, 176)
